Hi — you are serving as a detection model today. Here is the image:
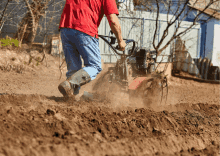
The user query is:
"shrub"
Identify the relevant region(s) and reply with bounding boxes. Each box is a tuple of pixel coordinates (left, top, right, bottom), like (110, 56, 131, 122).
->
(0, 36, 20, 47)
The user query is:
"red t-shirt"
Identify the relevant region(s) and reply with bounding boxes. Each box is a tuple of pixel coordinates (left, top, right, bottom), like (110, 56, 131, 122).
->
(59, 0, 119, 38)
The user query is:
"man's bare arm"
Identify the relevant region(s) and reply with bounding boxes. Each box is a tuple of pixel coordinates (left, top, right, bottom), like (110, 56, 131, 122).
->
(106, 14, 123, 42)
(106, 14, 126, 51)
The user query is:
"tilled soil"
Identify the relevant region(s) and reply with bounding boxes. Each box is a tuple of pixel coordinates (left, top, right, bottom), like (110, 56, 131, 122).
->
(0, 94, 219, 156)
(0, 49, 219, 156)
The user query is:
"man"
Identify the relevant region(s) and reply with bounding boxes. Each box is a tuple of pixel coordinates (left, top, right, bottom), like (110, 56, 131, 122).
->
(58, 0, 126, 101)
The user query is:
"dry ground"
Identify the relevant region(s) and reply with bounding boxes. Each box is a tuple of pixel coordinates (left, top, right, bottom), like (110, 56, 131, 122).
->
(0, 48, 219, 156)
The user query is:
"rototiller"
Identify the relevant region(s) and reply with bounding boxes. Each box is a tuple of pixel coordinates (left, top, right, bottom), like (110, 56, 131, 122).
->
(98, 31, 168, 105)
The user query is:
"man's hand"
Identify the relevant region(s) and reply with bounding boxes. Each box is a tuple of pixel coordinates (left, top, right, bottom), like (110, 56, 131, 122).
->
(118, 40, 126, 51)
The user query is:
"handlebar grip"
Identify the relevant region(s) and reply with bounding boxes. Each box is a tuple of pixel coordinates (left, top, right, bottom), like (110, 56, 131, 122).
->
(115, 39, 135, 50)
(98, 34, 136, 56)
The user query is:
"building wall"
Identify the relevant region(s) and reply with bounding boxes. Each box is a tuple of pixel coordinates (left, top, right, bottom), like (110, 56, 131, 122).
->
(196, 18, 220, 67)
(212, 22, 220, 66)
(187, 6, 220, 66)
(98, 10, 201, 63)
(197, 18, 220, 67)
(117, 0, 134, 11)
(176, 21, 201, 58)
(204, 19, 215, 59)
(118, 0, 219, 65)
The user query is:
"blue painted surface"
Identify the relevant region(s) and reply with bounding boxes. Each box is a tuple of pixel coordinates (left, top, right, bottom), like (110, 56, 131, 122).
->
(200, 22, 207, 58)
(204, 20, 215, 60)
(185, 5, 220, 62)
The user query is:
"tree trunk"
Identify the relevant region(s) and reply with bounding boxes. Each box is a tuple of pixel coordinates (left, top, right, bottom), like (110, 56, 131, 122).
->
(19, 24, 27, 47)
(0, 0, 10, 31)
(14, 0, 48, 45)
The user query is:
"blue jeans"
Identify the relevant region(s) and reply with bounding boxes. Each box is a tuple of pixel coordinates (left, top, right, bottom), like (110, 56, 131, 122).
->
(60, 28, 102, 93)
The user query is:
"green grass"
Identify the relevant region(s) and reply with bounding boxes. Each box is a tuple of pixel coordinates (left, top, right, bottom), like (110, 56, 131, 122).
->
(0, 37, 20, 47)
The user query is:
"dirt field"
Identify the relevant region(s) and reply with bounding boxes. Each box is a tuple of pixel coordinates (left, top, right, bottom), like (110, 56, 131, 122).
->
(0, 48, 219, 156)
